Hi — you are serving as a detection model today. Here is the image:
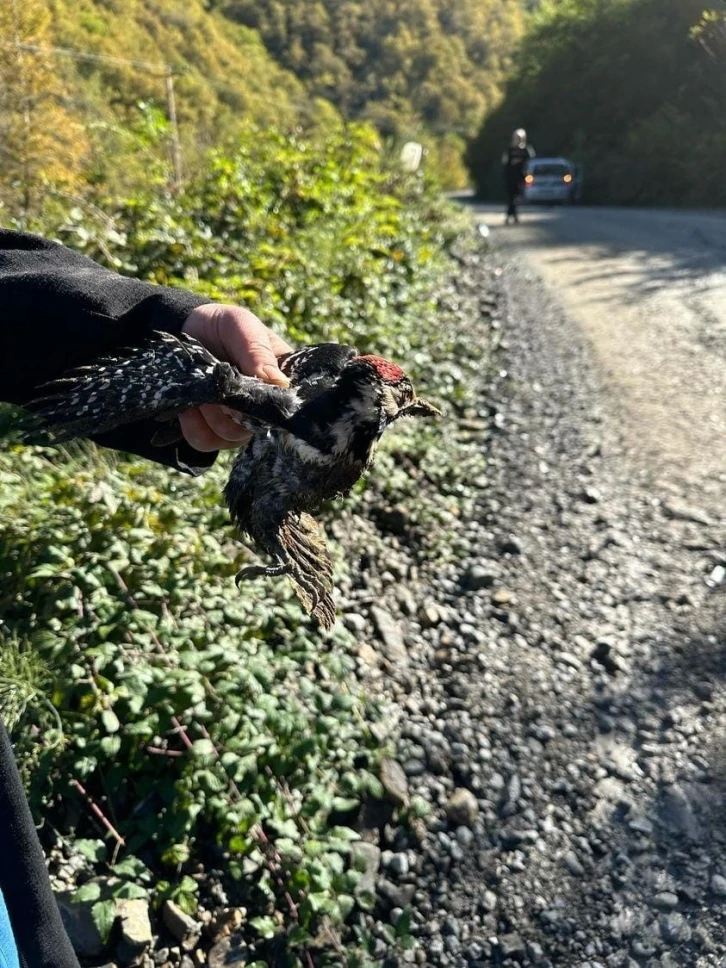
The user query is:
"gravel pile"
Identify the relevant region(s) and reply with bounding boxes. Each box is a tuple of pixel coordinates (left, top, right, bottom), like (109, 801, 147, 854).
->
(338, 246, 726, 967)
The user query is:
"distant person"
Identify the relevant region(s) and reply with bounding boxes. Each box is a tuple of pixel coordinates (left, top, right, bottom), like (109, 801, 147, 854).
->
(502, 128, 535, 225)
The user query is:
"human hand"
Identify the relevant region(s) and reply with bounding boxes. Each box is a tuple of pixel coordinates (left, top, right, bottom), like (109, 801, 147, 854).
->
(180, 303, 292, 452)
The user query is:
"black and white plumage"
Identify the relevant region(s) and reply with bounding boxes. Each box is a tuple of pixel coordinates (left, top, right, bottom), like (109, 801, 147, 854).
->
(28, 332, 439, 628)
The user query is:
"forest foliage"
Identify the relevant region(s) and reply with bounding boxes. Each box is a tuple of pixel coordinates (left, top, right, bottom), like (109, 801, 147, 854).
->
(0, 0, 528, 205)
(467, 0, 726, 206)
(219, 0, 524, 145)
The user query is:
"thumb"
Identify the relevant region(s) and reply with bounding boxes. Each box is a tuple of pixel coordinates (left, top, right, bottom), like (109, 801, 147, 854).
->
(247, 340, 290, 386)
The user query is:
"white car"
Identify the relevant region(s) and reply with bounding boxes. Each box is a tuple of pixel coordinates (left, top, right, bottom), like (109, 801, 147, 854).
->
(522, 157, 581, 204)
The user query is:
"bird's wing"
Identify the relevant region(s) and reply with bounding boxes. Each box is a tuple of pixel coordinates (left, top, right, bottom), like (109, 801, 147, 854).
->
(279, 343, 358, 402)
(26, 332, 299, 443)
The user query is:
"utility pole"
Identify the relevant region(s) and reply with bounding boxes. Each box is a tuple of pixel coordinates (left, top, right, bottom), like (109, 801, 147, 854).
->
(1, 41, 184, 190)
(165, 68, 183, 189)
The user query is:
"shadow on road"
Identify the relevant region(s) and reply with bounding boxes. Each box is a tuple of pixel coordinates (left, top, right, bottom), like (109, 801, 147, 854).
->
(469, 202, 726, 298)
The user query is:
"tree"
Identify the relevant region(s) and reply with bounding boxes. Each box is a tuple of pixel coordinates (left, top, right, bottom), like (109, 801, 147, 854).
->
(0, 0, 88, 215)
(467, 0, 726, 206)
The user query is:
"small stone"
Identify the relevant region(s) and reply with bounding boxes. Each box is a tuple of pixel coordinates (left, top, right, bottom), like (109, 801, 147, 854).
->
(456, 826, 474, 848)
(555, 651, 582, 670)
(352, 842, 381, 895)
(527, 941, 545, 963)
(652, 892, 679, 911)
(429, 938, 444, 959)
(580, 486, 601, 504)
(492, 588, 514, 605)
(374, 505, 410, 536)
(446, 788, 479, 827)
(481, 890, 498, 912)
(628, 816, 654, 835)
(498, 534, 523, 555)
(659, 912, 692, 944)
(709, 564, 726, 586)
(563, 851, 585, 876)
(403, 758, 426, 777)
(162, 900, 200, 950)
(378, 878, 415, 908)
(116, 899, 153, 963)
(462, 561, 501, 590)
(370, 607, 408, 664)
(693, 680, 713, 700)
(344, 613, 367, 634)
(498, 932, 526, 958)
(207, 937, 250, 968)
(380, 758, 409, 807)
(388, 853, 409, 877)
(357, 642, 379, 667)
(591, 641, 626, 675)
(662, 501, 712, 526)
(710, 874, 726, 896)
(418, 601, 442, 628)
(659, 785, 701, 840)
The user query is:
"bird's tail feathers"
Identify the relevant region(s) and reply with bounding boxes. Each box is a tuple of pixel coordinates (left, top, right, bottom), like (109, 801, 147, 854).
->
(236, 511, 335, 629)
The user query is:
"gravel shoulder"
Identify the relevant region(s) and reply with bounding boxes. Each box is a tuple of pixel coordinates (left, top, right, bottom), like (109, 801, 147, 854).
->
(345, 231, 726, 967)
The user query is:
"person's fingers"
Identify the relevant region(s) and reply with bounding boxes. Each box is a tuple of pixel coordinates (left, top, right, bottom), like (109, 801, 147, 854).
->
(182, 304, 293, 385)
(217, 309, 292, 386)
(198, 404, 251, 444)
(268, 331, 293, 358)
(179, 409, 229, 452)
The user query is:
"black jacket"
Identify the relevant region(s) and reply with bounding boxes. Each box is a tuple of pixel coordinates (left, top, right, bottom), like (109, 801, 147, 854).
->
(0, 229, 218, 473)
(0, 230, 222, 968)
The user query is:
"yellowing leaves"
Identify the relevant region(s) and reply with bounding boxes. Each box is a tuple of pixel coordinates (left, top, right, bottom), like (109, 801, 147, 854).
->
(0, 0, 88, 212)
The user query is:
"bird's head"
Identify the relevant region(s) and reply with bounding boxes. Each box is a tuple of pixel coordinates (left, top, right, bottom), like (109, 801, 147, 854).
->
(343, 354, 440, 430)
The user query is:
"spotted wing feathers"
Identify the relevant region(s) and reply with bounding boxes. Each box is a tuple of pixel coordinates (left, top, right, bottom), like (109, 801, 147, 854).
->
(28, 332, 299, 442)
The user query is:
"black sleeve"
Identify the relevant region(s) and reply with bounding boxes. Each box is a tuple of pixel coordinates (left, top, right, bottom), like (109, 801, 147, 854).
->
(0, 230, 216, 473)
(0, 719, 81, 968)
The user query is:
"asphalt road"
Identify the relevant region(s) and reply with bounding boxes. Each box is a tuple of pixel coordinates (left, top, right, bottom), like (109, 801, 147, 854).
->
(472, 203, 726, 514)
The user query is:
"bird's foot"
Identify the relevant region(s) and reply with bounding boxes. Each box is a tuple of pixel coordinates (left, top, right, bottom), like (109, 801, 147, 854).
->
(235, 562, 291, 585)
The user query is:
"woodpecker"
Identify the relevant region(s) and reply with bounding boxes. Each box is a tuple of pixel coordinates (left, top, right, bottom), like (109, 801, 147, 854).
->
(28, 333, 439, 628)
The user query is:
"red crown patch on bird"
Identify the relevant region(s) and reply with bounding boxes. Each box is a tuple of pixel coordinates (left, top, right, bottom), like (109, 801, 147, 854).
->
(357, 355, 405, 383)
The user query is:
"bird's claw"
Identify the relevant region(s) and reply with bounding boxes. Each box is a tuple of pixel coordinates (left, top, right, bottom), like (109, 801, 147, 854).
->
(235, 562, 291, 585)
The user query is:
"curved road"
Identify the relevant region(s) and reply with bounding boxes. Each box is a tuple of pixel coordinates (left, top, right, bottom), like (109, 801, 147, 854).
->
(474, 204, 726, 514)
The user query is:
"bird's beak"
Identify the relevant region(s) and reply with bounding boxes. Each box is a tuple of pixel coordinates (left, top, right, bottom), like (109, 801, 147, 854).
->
(400, 398, 441, 420)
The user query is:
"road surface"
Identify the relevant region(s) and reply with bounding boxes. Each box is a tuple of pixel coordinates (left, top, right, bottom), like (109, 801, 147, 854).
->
(474, 204, 726, 513)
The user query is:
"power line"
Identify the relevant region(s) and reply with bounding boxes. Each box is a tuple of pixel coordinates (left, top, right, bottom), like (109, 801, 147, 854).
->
(2, 40, 184, 187)
(4, 41, 180, 77)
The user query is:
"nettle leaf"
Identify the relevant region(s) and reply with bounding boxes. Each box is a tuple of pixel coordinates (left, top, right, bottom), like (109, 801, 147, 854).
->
(115, 882, 148, 900)
(73, 839, 107, 864)
(331, 796, 359, 813)
(100, 735, 121, 757)
(161, 842, 191, 867)
(73, 881, 102, 904)
(191, 738, 216, 758)
(100, 709, 120, 734)
(91, 899, 116, 944)
(113, 856, 152, 882)
(250, 915, 277, 939)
